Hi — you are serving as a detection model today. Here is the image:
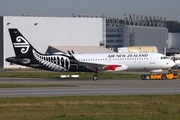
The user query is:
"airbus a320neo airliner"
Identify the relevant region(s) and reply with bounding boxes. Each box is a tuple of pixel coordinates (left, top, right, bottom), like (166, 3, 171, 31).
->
(6, 29, 175, 80)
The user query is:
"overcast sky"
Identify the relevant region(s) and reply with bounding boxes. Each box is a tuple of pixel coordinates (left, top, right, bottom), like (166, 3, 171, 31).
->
(0, 0, 180, 22)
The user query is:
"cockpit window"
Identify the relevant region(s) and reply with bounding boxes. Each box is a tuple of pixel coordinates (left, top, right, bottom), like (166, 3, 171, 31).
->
(161, 56, 168, 59)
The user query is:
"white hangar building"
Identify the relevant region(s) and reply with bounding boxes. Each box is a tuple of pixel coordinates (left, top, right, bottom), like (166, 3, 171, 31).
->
(0, 16, 112, 68)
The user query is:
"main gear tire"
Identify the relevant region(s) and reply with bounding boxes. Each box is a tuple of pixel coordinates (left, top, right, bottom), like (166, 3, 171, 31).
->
(93, 75, 98, 81)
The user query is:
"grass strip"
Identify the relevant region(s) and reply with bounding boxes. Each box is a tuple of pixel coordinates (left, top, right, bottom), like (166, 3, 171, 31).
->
(0, 95, 180, 120)
(0, 71, 141, 79)
(0, 84, 77, 88)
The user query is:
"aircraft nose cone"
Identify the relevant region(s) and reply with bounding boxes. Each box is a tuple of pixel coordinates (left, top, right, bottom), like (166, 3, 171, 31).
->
(169, 60, 176, 67)
(166, 60, 175, 68)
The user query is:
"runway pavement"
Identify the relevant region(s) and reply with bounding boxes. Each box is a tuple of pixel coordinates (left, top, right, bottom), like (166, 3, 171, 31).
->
(0, 78, 180, 97)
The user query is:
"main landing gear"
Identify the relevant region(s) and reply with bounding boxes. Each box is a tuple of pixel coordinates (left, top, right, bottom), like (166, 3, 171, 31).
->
(93, 74, 98, 81)
(92, 68, 99, 81)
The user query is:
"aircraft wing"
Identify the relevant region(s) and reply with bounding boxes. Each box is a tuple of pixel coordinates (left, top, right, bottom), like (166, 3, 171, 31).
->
(71, 55, 128, 72)
(77, 61, 106, 71)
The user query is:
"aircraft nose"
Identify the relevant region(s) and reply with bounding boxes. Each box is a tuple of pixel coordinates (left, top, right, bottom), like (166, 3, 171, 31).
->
(168, 59, 176, 67)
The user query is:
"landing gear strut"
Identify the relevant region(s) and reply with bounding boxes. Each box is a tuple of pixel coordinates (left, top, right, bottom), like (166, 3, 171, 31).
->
(93, 68, 99, 81)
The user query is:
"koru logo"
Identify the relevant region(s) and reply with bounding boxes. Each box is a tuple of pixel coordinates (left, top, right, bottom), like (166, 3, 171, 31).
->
(13, 36, 30, 54)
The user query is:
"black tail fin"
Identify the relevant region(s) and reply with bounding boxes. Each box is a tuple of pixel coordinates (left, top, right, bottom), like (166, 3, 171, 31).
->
(8, 29, 40, 57)
(7, 29, 71, 72)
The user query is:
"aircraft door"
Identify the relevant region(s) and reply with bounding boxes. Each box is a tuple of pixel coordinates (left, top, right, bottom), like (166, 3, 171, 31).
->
(150, 54, 155, 64)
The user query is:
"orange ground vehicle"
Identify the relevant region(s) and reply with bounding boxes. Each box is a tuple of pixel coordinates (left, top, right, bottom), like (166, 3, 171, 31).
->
(141, 70, 178, 80)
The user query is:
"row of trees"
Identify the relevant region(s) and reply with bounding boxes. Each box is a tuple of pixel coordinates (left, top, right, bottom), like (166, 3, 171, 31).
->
(167, 21, 180, 33)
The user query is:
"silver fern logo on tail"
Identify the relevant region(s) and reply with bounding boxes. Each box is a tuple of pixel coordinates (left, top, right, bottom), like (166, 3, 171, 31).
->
(13, 36, 30, 54)
(33, 50, 70, 72)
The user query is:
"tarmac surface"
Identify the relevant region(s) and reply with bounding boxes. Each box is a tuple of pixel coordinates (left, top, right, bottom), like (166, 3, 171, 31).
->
(0, 78, 180, 97)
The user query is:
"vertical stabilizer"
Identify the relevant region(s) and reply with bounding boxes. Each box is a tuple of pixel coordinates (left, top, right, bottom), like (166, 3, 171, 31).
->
(8, 29, 40, 57)
(7, 29, 71, 72)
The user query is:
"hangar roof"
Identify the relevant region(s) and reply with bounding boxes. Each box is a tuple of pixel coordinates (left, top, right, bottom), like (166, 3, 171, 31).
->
(47, 46, 115, 54)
